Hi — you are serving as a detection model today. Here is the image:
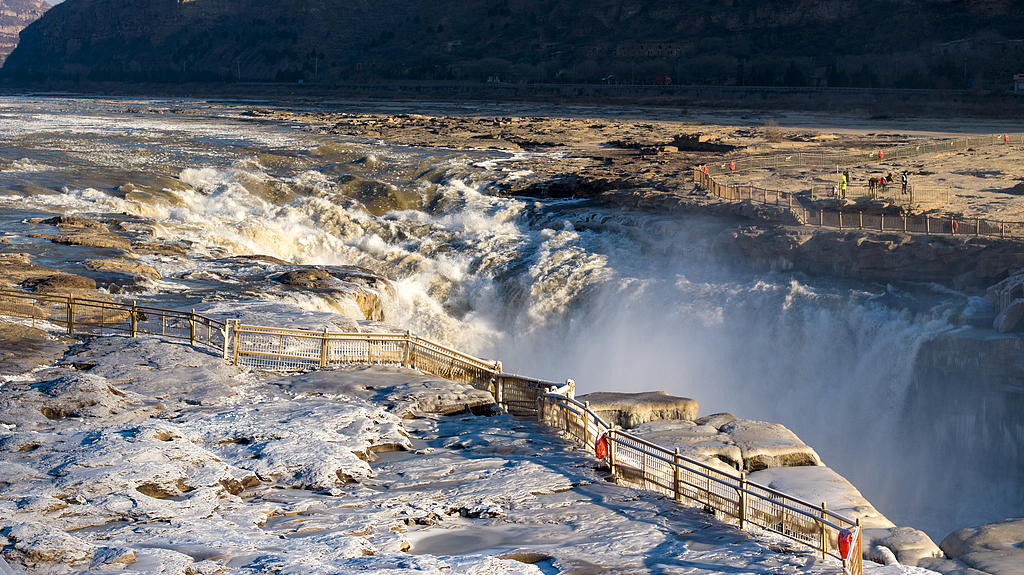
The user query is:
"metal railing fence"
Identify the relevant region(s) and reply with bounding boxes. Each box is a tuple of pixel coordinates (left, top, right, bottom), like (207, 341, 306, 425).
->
(0, 289, 861, 574)
(537, 393, 863, 575)
(0, 289, 227, 355)
(694, 166, 1024, 238)
(808, 183, 949, 209)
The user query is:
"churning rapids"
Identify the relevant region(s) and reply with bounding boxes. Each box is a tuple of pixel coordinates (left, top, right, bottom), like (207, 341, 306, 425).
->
(0, 96, 1020, 543)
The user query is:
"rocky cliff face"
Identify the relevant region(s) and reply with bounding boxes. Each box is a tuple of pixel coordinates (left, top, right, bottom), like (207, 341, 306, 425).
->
(3, 0, 1022, 88)
(0, 0, 49, 66)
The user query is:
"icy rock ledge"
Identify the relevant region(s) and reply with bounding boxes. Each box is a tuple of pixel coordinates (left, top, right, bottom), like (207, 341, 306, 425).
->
(625, 409, 943, 568)
(921, 518, 1024, 575)
(576, 390, 698, 428)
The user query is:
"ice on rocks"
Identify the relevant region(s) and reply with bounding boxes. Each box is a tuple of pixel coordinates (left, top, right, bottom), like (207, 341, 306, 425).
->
(273, 364, 498, 417)
(64, 336, 245, 405)
(748, 467, 945, 568)
(630, 415, 822, 472)
(576, 390, 698, 429)
(0, 522, 94, 567)
(176, 394, 413, 488)
(934, 517, 1024, 575)
(0, 328, 944, 575)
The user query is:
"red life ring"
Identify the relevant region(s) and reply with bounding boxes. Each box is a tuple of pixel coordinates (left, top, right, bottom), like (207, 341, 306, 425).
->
(595, 432, 609, 459)
(838, 529, 855, 561)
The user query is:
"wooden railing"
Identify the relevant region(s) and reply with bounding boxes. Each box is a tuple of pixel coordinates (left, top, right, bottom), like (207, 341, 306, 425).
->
(694, 166, 1024, 239)
(0, 289, 228, 355)
(0, 289, 861, 574)
(538, 393, 863, 575)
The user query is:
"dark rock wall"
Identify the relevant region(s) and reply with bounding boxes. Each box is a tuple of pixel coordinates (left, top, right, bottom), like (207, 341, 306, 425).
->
(4, 0, 1023, 87)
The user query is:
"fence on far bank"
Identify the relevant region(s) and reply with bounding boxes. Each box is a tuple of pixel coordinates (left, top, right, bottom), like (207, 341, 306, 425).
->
(703, 133, 1024, 176)
(0, 287, 863, 575)
(693, 168, 1024, 239)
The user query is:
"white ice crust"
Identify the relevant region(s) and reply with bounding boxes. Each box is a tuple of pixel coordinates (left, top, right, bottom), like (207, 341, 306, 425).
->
(0, 333, 948, 575)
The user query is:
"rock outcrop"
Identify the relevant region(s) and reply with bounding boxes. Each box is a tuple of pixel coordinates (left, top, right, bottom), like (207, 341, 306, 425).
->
(27, 216, 132, 253)
(0, 0, 49, 66)
(925, 518, 1024, 575)
(628, 412, 821, 473)
(576, 391, 698, 429)
(272, 266, 395, 322)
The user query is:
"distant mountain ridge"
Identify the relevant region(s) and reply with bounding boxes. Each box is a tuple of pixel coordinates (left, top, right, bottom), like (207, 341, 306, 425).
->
(0, 0, 49, 66)
(3, 0, 1023, 90)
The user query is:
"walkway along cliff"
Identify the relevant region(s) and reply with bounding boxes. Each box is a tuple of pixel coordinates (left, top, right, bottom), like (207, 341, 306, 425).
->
(0, 288, 866, 575)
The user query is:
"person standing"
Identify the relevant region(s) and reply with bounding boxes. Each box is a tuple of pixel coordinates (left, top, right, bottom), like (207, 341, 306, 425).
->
(901, 171, 908, 195)
(840, 171, 848, 199)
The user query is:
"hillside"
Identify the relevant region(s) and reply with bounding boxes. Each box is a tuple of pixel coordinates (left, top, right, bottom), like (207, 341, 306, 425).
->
(0, 0, 49, 66)
(3, 0, 1024, 90)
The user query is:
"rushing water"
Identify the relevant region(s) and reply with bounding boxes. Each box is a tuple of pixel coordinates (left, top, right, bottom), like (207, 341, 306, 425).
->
(0, 96, 1020, 542)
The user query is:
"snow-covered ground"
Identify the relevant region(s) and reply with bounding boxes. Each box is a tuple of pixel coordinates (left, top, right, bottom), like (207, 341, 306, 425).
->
(0, 316, 954, 575)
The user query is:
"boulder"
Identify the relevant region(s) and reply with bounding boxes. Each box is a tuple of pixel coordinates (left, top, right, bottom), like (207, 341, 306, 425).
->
(20, 273, 96, 294)
(993, 297, 1024, 333)
(867, 526, 944, 568)
(272, 266, 395, 322)
(36, 231, 133, 252)
(0, 253, 59, 288)
(719, 419, 822, 471)
(131, 242, 188, 257)
(84, 259, 161, 280)
(939, 517, 1024, 575)
(629, 415, 821, 473)
(36, 216, 108, 230)
(575, 391, 698, 429)
(628, 419, 741, 473)
(1, 522, 94, 566)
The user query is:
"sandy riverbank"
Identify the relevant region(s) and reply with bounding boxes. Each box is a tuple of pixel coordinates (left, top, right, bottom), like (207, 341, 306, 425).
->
(241, 104, 1024, 222)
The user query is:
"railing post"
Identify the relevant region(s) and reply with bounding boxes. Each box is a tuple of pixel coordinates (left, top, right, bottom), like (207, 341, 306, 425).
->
(819, 210, 823, 227)
(880, 214, 884, 231)
(320, 327, 329, 368)
(839, 212, 843, 230)
(222, 321, 230, 360)
(820, 502, 828, 560)
(402, 330, 413, 368)
(66, 294, 74, 335)
(673, 448, 682, 503)
(130, 301, 138, 337)
(903, 216, 907, 233)
(493, 377, 503, 407)
(859, 211, 863, 229)
(232, 322, 241, 365)
(855, 518, 864, 575)
(739, 472, 748, 529)
(189, 309, 197, 345)
(926, 217, 930, 234)
(583, 401, 590, 447)
(608, 429, 617, 479)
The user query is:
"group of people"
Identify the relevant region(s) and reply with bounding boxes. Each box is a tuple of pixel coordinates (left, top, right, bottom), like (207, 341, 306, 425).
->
(836, 170, 910, 198)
